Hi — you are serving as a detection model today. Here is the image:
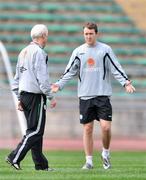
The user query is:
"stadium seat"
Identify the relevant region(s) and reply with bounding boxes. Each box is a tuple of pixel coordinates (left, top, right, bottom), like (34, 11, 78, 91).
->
(115, 48, 146, 56)
(0, 24, 140, 35)
(40, 3, 122, 13)
(100, 36, 146, 45)
(119, 58, 146, 65)
(0, 34, 30, 42)
(0, 3, 37, 10)
(47, 46, 73, 54)
(0, 13, 132, 23)
(0, 2, 122, 13)
(100, 27, 140, 34)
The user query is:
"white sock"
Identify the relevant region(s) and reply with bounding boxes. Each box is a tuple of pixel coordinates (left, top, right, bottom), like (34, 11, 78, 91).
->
(86, 156, 93, 165)
(102, 148, 110, 158)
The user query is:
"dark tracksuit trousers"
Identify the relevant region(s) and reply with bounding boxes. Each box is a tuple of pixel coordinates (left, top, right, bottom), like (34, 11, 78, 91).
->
(8, 92, 48, 170)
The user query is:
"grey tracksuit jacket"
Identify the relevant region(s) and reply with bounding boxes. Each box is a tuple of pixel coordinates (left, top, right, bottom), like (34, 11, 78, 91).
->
(56, 41, 129, 98)
(12, 42, 53, 100)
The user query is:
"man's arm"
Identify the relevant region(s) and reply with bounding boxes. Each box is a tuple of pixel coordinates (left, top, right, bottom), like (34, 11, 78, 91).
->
(12, 63, 21, 100)
(11, 63, 25, 111)
(35, 51, 57, 108)
(52, 53, 80, 92)
(107, 47, 135, 93)
(35, 51, 53, 99)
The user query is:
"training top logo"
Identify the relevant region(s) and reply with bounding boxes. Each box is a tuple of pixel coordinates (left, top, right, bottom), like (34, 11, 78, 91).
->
(84, 57, 100, 72)
(20, 66, 27, 73)
(87, 58, 95, 68)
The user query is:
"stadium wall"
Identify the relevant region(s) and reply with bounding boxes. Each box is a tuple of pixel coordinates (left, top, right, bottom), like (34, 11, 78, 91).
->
(0, 96, 146, 140)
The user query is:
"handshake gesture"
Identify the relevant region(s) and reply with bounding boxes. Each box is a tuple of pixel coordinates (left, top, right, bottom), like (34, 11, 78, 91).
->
(48, 84, 59, 109)
(51, 84, 60, 93)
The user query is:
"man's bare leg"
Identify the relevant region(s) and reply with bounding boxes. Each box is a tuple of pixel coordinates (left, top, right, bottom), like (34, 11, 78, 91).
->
(82, 121, 94, 169)
(100, 119, 111, 169)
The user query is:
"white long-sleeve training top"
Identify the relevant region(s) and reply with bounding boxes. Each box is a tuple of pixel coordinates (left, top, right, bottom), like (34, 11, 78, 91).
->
(56, 41, 129, 99)
(12, 42, 53, 100)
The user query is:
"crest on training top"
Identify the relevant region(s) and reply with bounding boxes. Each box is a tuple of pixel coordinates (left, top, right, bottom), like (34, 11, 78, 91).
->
(87, 58, 95, 68)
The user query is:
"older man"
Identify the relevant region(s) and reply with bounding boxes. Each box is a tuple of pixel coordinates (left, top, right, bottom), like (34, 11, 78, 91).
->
(6, 24, 56, 171)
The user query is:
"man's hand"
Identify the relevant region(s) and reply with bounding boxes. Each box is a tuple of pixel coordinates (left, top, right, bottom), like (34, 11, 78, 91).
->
(51, 84, 59, 93)
(50, 98, 57, 108)
(18, 101, 23, 111)
(125, 80, 136, 93)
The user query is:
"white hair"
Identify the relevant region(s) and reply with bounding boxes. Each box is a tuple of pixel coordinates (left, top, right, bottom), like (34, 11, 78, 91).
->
(30, 24, 48, 40)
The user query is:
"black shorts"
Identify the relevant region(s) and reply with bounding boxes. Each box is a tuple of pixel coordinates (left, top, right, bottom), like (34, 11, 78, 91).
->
(79, 96, 112, 124)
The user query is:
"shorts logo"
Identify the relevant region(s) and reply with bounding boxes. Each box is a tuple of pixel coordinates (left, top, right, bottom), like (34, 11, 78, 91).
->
(44, 105, 47, 110)
(80, 114, 83, 120)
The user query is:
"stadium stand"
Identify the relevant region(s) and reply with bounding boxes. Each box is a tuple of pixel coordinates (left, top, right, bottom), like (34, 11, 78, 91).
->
(116, 0, 146, 31)
(1, 0, 146, 94)
(0, 0, 146, 139)
(0, 0, 146, 96)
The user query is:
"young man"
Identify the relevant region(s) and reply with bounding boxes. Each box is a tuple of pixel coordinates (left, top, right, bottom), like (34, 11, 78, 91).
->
(51, 22, 135, 169)
(6, 24, 56, 171)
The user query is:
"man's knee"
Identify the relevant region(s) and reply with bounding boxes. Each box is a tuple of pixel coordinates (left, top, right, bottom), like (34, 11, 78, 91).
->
(83, 123, 93, 135)
(102, 125, 111, 133)
(100, 120, 111, 133)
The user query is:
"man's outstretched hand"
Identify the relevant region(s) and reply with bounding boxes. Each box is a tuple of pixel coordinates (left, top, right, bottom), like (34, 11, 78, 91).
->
(125, 80, 136, 93)
(51, 84, 60, 93)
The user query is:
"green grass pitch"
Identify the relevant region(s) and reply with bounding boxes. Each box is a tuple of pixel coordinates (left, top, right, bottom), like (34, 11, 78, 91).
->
(0, 150, 145, 180)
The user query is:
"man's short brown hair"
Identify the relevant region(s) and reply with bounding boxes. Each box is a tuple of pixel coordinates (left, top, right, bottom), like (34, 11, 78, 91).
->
(83, 22, 98, 34)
